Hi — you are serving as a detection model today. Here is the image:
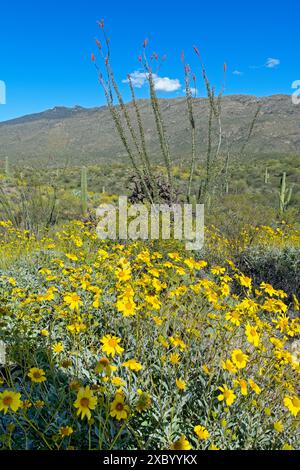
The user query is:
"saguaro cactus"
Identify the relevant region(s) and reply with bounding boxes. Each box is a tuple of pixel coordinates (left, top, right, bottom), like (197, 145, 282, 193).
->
(81, 166, 88, 217)
(264, 167, 269, 184)
(279, 172, 293, 214)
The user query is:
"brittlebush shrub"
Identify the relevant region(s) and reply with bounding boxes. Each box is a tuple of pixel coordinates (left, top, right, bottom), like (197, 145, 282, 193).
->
(0, 221, 299, 450)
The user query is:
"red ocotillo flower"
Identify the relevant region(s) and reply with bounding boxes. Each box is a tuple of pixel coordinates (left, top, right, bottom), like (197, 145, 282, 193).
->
(193, 45, 200, 57)
(138, 55, 142, 62)
(185, 64, 190, 74)
(143, 38, 148, 48)
(181, 50, 185, 63)
(95, 38, 102, 49)
(223, 62, 227, 74)
(91, 53, 95, 62)
(97, 19, 105, 29)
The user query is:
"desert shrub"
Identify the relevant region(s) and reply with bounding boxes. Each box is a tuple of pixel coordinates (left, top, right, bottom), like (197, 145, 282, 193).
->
(236, 246, 300, 299)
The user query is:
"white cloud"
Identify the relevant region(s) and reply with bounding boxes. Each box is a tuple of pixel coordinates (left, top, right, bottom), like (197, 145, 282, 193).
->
(123, 70, 181, 92)
(265, 58, 280, 68)
(233, 70, 243, 76)
(123, 71, 147, 88)
(154, 76, 181, 92)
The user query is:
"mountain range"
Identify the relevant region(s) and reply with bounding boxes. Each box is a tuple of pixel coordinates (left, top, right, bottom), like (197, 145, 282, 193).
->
(0, 94, 299, 166)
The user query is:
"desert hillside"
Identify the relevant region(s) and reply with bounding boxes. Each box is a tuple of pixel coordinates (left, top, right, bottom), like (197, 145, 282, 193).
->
(0, 94, 299, 165)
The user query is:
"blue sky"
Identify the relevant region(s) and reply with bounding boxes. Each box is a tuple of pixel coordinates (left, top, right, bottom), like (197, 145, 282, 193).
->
(0, 0, 298, 121)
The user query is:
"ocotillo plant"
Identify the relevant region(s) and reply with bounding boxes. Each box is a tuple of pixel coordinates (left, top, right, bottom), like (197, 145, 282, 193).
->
(81, 166, 88, 217)
(279, 172, 293, 214)
(92, 21, 261, 207)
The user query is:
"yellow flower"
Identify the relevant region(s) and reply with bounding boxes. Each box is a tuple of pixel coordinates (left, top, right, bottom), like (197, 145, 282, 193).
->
(208, 443, 219, 450)
(184, 258, 196, 270)
(233, 378, 248, 396)
(111, 376, 125, 386)
(170, 336, 187, 351)
(110, 393, 129, 420)
(235, 274, 252, 289)
(74, 386, 97, 420)
(144, 294, 161, 310)
(65, 253, 78, 261)
(52, 342, 64, 354)
(35, 400, 44, 408)
(245, 323, 260, 347)
(170, 435, 192, 450)
(264, 299, 287, 315)
(66, 322, 86, 334)
(222, 359, 237, 374)
(217, 385, 236, 406)
(175, 378, 187, 391)
(152, 315, 163, 326)
(115, 266, 131, 281)
(22, 400, 32, 409)
(40, 329, 49, 337)
(95, 357, 117, 375)
(231, 349, 248, 369)
(168, 252, 181, 262)
(248, 378, 261, 395)
(211, 266, 226, 275)
(273, 314, 289, 333)
(59, 426, 74, 437)
(8, 277, 16, 286)
(283, 395, 300, 416)
(169, 352, 180, 365)
(273, 421, 284, 433)
(64, 292, 82, 311)
(122, 358, 143, 372)
(282, 443, 294, 450)
(0, 390, 22, 414)
(194, 425, 210, 440)
(100, 335, 124, 357)
(116, 296, 136, 317)
(225, 310, 242, 326)
(28, 367, 47, 383)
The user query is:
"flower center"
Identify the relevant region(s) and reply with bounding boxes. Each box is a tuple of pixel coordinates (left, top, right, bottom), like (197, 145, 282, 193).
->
(100, 358, 109, 366)
(116, 402, 124, 411)
(80, 397, 90, 408)
(292, 397, 300, 408)
(3, 396, 13, 406)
